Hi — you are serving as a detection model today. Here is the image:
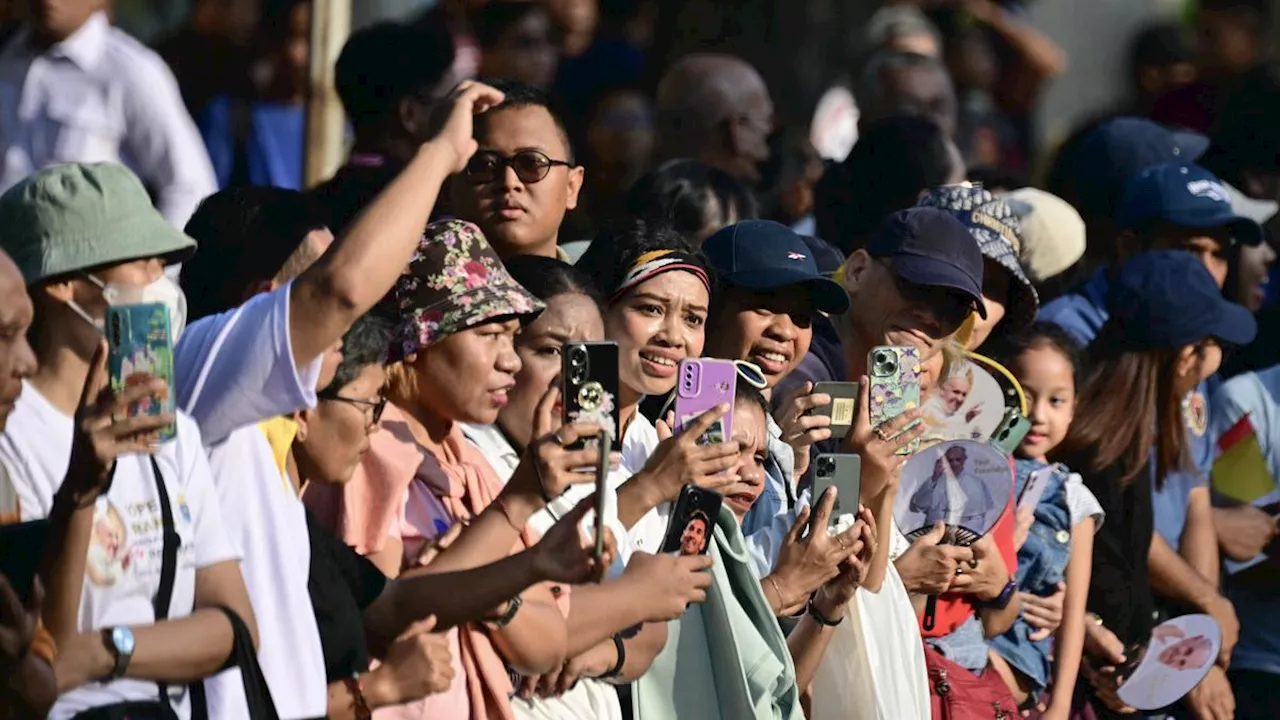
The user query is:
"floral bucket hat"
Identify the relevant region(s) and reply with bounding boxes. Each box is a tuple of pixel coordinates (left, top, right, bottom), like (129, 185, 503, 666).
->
(385, 219, 544, 360)
(916, 185, 1039, 333)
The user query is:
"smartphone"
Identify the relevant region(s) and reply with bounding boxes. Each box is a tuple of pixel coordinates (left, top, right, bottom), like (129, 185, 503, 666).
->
(1017, 466, 1054, 514)
(0, 519, 50, 604)
(811, 381, 860, 439)
(561, 342, 619, 451)
(674, 359, 736, 446)
(660, 485, 723, 556)
(992, 408, 1032, 456)
(811, 453, 862, 530)
(593, 430, 612, 562)
(867, 345, 922, 455)
(106, 302, 177, 441)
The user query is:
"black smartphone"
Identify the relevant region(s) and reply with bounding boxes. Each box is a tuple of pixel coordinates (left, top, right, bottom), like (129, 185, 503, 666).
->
(562, 341, 620, 452)
(810, 454, 862, 530)
(811, 381, 861, 438)
(660, 485, 723, 556)
(0, 519, 50, 604)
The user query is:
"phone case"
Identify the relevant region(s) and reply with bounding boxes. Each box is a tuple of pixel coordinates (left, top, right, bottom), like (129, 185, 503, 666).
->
(106, 302, 176, 441)
(562, 342, 620, 451)
(660, 485, 723, 555)
(867, 346, 922, 455)
(811, 454, 862, 528)
(991, 408, 1032, 455)
(674, 359, 736, 445)
(812, 382, 861, 437)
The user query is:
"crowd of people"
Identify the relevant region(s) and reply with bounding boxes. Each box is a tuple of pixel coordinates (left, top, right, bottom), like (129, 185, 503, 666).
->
(1, 1, 1280, 720)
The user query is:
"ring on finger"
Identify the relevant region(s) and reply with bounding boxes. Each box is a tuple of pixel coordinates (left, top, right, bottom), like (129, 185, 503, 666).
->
(553, 429, 569, 446)
(955, 566, 964, 576)
(873, 426, 889, 442)
(837, 536, 848, 551)
(968, 558, 979, 569)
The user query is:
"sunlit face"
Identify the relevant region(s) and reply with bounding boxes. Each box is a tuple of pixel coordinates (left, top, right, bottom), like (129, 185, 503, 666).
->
(500, 292, 604, 445)
(451, 104, 583, 258)
(415, 319, 523, 425)
(842, 252, 972, 374)
(722, 400, 767, 522)
(939, 375, 972, 414)
(679, 517, 707, 555)
(705, 288, 814, 389)
(0, 255, 35, 431)
(606, 272, 708, 399)
(968, 259, 1009, 350)
(1013, 344, 1076, 462)
(298, 363, 386, 484)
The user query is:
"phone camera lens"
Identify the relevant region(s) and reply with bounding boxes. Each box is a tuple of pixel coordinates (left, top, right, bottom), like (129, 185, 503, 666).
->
(818, 457, 834, 475)
(569, 348, 587, 367)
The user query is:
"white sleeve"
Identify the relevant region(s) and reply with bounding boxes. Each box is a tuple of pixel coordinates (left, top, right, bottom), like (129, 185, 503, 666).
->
(1064, 473, 1104, 532)
(177, 414, 239, 568)
(175, 283, 322, 446)
(118, 46, 217, 228)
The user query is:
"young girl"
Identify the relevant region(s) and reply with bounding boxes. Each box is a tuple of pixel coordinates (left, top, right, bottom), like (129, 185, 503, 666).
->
(989, 322, 1103, 720)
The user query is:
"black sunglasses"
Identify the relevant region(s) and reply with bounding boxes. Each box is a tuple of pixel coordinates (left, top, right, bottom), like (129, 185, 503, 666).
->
(318, 391, 387, 425)
(464, 150, 572, 185)
(876, 258, 976, 330)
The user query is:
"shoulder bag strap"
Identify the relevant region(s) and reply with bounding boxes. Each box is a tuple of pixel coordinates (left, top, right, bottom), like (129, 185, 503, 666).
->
(149, 457, 182, 710)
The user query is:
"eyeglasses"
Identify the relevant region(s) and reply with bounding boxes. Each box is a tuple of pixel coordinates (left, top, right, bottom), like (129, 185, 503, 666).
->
(875, 258, 976, 330)
(464, 150, 573, 185)
(318, 391, 387, 426)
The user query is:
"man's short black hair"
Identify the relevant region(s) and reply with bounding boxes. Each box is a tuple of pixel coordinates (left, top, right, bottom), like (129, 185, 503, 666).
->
(625, 158, 758, 242)
(335, 21, 455, 132)
(474, 77, 575, 163)
(320, 313, 392, 396)
(182, 187, 328, 321)
(1129, 23, 1193, 77)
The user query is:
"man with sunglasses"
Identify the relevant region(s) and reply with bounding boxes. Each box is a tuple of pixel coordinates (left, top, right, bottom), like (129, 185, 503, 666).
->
(448, 78, 584, 260)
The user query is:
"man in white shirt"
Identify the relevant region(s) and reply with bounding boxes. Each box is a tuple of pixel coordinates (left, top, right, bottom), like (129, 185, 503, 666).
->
(0, 1, 216, 230)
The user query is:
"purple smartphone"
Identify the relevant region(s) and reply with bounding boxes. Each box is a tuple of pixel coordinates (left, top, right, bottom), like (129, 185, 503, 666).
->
(674, 358, 736, 445)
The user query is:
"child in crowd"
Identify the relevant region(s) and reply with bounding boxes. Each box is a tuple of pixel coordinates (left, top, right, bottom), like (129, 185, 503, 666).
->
(989, 322, 1104, 718)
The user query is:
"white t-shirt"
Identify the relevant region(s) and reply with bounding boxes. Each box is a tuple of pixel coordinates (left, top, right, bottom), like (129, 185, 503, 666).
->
(175, 284, 327, 720)
(0, 383, 237, 719)
(1064, 471, 1105, 531)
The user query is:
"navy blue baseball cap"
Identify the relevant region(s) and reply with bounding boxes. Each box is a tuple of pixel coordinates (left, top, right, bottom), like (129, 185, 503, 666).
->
(865, 207, 987, 318)
(703, 220, 850, 314)
(1117, 164, 1264, 247)
(1071, 117, 1208, 221)
(1107, 250, 1256, 349)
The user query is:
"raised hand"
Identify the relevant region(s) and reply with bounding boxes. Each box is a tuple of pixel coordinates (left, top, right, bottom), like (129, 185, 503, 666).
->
(621, 551, 714, 622)
(531, 497, 617, 585)
(840, 376, 925, 498)
(62, 341, 174, 507)
(767, 487, 863, 615)
(425, 80, 506, 173)
(368, 616, 455, 705)
(636, 405, 741, 505)
(507, 387, 614, 503)
(774, 382, 834, 477)
(812, 505, 878, 620)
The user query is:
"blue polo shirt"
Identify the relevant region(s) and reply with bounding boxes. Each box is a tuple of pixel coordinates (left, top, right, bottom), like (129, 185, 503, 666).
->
(1039, 270, 1213, 550)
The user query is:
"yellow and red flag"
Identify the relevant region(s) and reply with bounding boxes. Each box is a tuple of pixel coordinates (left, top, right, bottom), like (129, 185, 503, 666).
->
(1212, 414, 1277, 504)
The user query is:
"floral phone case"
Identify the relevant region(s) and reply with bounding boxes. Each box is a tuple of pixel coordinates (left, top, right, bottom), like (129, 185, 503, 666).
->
(674, 359, 737, 445)
(867, 345, 922, 455)
(106, 302, 176, 441)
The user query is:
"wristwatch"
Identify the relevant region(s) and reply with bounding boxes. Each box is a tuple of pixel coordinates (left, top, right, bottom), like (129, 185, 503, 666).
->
(976, 580, 1017, 611)
(102, 626, 135, 680)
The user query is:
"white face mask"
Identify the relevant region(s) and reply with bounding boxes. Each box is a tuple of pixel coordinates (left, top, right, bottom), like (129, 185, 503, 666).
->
(67, 273, 188, 341)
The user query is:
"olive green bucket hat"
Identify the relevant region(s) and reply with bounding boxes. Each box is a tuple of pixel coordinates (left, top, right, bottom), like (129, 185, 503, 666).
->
(0, 162, 197, 285)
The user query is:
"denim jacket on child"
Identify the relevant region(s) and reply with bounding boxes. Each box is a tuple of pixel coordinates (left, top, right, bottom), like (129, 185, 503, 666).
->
(988, 458, 1073, 690)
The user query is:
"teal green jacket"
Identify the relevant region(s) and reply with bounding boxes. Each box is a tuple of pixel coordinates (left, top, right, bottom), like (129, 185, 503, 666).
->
(632, 506, 804, 720)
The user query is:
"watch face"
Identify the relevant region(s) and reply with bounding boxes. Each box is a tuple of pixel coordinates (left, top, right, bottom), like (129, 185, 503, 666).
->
(112, 626, 135, 655)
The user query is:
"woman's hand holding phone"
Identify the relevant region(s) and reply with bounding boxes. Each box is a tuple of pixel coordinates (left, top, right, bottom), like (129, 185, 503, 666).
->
(812, 505, 878, 621)
(621, 551, 714, 621)
(636, 406, 741, 506)
(507, 388, 618, 511)
(531, 496, 617, 585)
(775, 381, 834, 478)
(61, 340, 174, 508)
(767, 488, 863, 616)
(839, 375, 924, 499)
